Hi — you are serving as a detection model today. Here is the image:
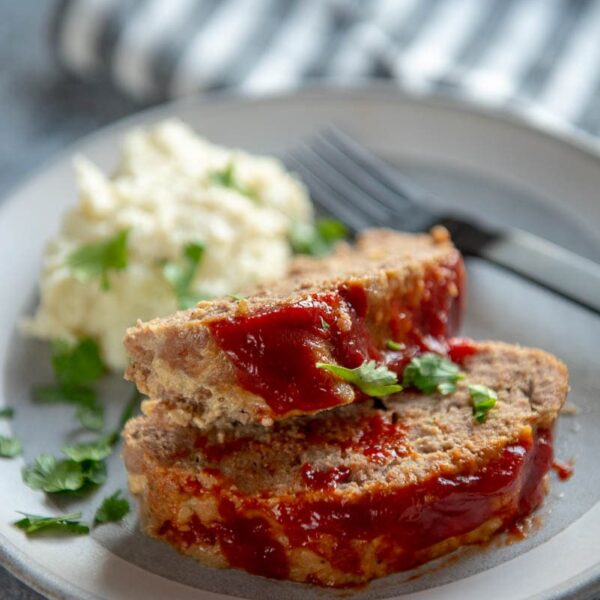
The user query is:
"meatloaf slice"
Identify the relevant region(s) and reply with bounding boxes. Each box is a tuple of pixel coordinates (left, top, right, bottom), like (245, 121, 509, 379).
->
(124, 228, 465, 427)
(123, 341, 568, 587)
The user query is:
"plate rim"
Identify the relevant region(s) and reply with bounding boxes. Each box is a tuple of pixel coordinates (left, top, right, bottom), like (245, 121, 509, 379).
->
(2, 82, 600, 600)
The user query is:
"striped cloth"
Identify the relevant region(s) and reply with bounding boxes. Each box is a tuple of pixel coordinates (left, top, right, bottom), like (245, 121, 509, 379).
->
(51, 0, 600, 138)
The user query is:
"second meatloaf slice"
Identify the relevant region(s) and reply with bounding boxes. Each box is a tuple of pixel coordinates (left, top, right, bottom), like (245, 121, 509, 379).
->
(125, 228, 465, 427)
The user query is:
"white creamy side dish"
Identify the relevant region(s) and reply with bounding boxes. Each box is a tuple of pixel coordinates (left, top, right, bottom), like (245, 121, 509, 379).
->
(25, 120, 313, 370)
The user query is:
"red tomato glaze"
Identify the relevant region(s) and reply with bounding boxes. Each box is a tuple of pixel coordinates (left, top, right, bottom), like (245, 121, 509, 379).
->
(209, 255, 465, 415)
(160, 428, 554, 584)
(552, 460, 574, 480)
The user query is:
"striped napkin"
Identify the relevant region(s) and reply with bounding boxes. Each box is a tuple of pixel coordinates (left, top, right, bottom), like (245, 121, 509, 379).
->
(52, 0, 600, 139)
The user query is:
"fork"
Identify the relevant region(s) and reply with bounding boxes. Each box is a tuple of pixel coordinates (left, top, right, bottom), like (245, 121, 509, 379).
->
(284, 129, 600, 315)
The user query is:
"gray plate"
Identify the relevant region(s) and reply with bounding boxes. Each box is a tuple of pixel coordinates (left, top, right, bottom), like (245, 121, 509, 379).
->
(1, 86, 599, 600)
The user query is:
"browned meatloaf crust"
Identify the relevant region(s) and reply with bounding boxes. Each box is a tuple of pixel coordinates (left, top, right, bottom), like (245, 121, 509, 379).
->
(124, 228, 465, 427)
(123, 341, 568, 587)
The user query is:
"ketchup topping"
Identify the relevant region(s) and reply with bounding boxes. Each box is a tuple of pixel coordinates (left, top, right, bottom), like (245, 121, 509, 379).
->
(216, 499, 289, 580)
(160, 428, 554, 584)
(552, 460, 574, 480)
(209, 255, 465, 416)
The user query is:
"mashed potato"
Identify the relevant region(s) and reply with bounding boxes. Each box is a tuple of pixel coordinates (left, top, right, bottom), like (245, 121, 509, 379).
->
(25, 120, 313, 370)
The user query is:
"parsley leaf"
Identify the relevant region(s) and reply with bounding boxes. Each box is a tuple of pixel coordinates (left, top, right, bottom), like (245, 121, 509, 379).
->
(0, 435, 22, 458)
(34, 339, 105, 430)
(317, 360, 402, 397)
(82, 460, 107, 486)
(319, 316, 330, 331)
(210, 162, 235, 186)
(76, 401, 104, 432)
(62, 439, 112, 462)
(0, 407, 14, 418)
(290, 218, 348, 257)
(32, 384, 95, 406)
(386, 340, 405, 351)
(22, 454, 86, 493)
(163, 242, 207, 309)
(209, 162, 257, 200)
(68, 229, 129, 291)
(14, 512, 89, 536)
(51, 338, 104, 387)
(22, 452, 107, 493)
(94, 490, 130, 524)
(469, 384, 498, 423)
(402, 353, 464, 395)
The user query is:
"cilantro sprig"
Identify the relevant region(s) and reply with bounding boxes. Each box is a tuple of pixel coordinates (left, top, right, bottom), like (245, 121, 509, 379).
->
(0, 435, 22, 458)
(14, 512, 89, 536)
(51, 338, 104, 386)
(317, 360, 402, 397)
(402, 353, 464, 395)
(21, 454, 98, 493)
(209, 162, 257, 200)
(94, 490, 130, 524)
(290, 218, 348, 257)
(162, 242, 208, 309)
(23, 387, 142, 495)
(62, 439, 112, 462)
(469, 384, 498, 423)
(68, 230, 129, 291)
(386, 340, 405, 351)
(32, 338, 105, 431)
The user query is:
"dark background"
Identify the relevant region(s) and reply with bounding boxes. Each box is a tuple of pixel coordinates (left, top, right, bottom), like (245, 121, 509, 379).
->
(0, 1, 146, 201)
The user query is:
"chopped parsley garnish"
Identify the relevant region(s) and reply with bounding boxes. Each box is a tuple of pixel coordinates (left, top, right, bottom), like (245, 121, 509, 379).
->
(62, 439, 112, 462)
(386, 340, 405, 351)
(289, 218, 348, 257)
(0, 407, 14, 418)
(402, 353, 464, 395)
(209, 162, 257, 200)
(163, 242, 208, 309)
(469, 384, 498, 423)
(94, 490, 130, 524)
(32, 338, 105, 431)
(319, 316, 330, 331)
(51, 338, 104, 387)
(68, 230, 129, 291)
(22, 454, 87, 493)
(22, 453, 107, 494)
(0, 435, 22, 458)
(14, 512, 89, 536)
(316, 360, 402, 397)
(82, 460, 107, 486)
(33, 384, 95, 406)
(76, 402, 104, 431)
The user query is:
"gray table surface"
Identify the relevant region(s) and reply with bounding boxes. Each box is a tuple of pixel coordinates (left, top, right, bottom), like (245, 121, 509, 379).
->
(0, 2, 150, 598)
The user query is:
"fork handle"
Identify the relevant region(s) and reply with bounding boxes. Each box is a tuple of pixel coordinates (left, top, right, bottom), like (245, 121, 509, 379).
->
(441, 216, 600, 314)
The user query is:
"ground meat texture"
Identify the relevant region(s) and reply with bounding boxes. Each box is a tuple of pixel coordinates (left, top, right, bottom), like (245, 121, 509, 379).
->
(124, 228, 465, 428)
(123, 341, 568, 587)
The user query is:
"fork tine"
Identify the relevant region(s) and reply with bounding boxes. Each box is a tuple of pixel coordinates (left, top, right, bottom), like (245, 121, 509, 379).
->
(307, 135, 415, 215)
(319, 128, 433, 210)
(289, 145, 392, 225)
(285, 153, 371, 233)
